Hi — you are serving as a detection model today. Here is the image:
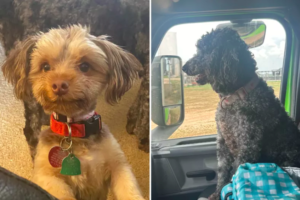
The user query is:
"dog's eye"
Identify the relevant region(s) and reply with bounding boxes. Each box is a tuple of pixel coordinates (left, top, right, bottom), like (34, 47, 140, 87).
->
(42, 63, 51, 72)
(79, 62, 90, 72)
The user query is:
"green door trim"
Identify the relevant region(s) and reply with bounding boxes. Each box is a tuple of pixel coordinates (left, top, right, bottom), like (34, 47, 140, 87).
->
(285, 30, 295, 115)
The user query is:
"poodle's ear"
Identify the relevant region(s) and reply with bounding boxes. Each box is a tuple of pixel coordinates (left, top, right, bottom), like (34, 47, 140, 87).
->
(2, 36, 39, 100)
(90, 36, 143, 104)
(214, 29, 253, 85)
(219, 48, 240, 83)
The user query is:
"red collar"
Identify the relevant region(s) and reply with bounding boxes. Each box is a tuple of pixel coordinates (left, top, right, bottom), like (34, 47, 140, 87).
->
(219, 74, 261, 109)
(50, 112, 102, 138)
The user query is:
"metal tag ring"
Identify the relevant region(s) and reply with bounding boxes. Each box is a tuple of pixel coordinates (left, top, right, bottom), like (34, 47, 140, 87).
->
(65, 123, 72, 139)
(220, 97, 227, 109)
(60, 137, 73, 151)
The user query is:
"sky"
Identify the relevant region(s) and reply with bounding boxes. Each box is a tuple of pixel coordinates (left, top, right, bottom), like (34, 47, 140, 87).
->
(164, 19, 286, 72)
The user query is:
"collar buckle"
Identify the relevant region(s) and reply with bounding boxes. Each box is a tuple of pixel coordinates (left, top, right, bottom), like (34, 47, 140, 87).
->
(83, 114, 102, 138)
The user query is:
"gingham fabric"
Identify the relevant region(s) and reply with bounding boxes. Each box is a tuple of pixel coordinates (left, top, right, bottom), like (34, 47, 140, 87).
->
(221, 163, 300, 200)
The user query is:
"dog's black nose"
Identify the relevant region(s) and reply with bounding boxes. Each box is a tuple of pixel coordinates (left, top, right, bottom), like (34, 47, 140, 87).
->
(52, 80, 69, 96)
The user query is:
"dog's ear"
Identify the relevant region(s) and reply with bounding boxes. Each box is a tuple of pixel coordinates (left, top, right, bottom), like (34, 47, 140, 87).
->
(90, 36, 143, 104)
(2, 36, 39, 100)
(219, 48, 240, 83)
(216, 33, 255, 86)
(210, 30, 256, 93)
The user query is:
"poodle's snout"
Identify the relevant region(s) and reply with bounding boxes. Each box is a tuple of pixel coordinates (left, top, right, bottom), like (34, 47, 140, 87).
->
(52, 80, 69, 96)
(182, 62, 196, 76)
(182, 63, 188, 73)
(181, 58, 200, 76)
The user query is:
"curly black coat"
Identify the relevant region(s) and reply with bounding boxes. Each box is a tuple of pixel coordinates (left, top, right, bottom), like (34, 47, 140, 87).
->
(182, 28, 300, 200)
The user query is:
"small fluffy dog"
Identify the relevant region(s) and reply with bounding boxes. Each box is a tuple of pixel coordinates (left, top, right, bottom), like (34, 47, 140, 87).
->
(2, 25, 144, 200)
(182, 28, 300, 200)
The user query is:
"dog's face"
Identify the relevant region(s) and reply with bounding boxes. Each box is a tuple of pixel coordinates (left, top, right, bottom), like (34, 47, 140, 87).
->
(182, 28, 257, 94)
(2, 25, 142, 117)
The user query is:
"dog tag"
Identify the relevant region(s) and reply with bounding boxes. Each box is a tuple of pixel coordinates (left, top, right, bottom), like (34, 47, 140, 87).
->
(60, 154, 81, 176)
(48, 146, 68, 168)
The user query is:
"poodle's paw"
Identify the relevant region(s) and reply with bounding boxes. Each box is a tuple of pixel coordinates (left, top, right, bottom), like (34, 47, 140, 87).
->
(208, 192, 220, 200)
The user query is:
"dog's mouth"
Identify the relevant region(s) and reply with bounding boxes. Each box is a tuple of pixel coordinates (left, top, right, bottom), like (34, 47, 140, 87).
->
(182, 68, 200, 76)
(182, 63, 201, 76)
(43, 99, 91, 117)
(41, 94, 89, 114)
(51, 98, 87, 108)
(195, 73, 207, 85)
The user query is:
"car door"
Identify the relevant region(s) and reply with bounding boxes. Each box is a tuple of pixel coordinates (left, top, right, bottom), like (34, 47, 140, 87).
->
(151, 1, 300, 199)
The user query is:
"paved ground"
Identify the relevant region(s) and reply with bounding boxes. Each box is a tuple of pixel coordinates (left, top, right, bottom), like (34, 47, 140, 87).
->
(0, 47, 149, 199)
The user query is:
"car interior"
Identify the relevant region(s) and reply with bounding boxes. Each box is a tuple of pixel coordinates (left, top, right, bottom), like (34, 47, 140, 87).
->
(151, 0, 300, 199)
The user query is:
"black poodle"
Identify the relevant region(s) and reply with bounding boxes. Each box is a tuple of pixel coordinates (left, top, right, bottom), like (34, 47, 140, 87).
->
(182, 28, 300, 200)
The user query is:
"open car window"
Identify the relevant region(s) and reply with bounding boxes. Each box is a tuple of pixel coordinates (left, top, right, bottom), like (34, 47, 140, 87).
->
(152, 19, 286, 139)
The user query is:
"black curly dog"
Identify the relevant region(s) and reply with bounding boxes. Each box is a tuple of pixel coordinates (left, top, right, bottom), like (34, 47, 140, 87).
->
(182, 28, 300, 200)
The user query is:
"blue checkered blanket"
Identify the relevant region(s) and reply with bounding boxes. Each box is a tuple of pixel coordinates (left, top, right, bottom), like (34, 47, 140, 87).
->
(221, 163, 300, 200)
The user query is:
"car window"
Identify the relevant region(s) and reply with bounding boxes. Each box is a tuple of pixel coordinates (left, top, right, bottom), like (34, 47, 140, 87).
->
(152, 19, 286, 139)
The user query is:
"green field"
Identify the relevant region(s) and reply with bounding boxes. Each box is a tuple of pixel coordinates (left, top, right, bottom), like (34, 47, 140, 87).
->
(152, 81, 281, 139)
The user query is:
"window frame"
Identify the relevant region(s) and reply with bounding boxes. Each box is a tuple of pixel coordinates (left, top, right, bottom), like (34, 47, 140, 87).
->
(151, 11, 294, 141)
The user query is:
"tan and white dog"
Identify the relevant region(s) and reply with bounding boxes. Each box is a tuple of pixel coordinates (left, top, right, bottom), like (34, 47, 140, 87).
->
(2, 25, 144, 200)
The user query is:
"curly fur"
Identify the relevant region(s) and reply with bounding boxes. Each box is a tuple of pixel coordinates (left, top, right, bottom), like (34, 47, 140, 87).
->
(0, 0, 149, 157)
(182, 28, 300, 200)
